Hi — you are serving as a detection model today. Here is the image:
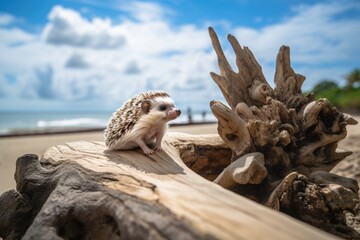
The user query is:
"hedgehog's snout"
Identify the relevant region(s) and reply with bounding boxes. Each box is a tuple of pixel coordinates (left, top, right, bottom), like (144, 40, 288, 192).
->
(166, 108, 181, 120)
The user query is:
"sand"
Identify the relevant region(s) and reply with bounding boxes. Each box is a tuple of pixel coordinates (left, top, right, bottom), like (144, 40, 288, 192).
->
(1, 118, 359, 195)
(0, 124, 217, 194)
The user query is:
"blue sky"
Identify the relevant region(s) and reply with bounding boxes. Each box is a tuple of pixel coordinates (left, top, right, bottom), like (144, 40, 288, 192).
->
(0, 0, 359, 112)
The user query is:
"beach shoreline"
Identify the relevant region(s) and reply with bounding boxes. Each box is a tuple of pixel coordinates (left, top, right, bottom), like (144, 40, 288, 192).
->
(1, 116, 359, 194)
(0, 123, 218, 193)
(0, 121, 216, 138)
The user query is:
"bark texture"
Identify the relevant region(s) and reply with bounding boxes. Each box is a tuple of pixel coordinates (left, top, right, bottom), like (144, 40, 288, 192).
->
(208, 27, 359, 239)
(0, 139, 337, 240)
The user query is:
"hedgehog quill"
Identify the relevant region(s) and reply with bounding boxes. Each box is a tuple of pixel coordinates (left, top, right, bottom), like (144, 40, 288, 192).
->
(104, 91, 181, 155)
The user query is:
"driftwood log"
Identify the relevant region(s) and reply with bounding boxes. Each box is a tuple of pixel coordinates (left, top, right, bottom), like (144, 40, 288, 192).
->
(0, 138, 338, 240)
(0, 27, 359, 239)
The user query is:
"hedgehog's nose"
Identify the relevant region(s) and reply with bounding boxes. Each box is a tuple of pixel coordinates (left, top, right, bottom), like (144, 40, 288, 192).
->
(176, 109, 181, 116)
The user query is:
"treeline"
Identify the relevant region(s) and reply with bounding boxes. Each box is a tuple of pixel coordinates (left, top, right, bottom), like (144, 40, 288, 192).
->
(311, 68, 360, 111)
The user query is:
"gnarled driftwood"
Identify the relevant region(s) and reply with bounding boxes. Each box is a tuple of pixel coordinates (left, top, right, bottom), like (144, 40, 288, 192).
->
(208, 27, 359, 239)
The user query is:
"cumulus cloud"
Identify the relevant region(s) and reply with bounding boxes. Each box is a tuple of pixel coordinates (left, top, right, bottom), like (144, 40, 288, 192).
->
(219, 1, 360, 90)
(34, 65, 55, 99)
(119, 1, 170, 22)
(124, 61, 142, 74)
(0, 12, 17, 26)
(174, 77, 207, 91)
(0, 74, 13, 98)
(43, 5, 126, 49)
(0, 27, 35, 46)
(0, 1, 359, 112)
(65, 53, 90, 69)
(232, 1, 360, 65)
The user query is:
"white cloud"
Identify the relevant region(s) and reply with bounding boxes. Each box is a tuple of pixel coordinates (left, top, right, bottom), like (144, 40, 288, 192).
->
(65, 53, 90, 69)
(0, 1, 359, 112)
(124, 60, 142, 74)
(34, 65, 55, 99)
(0, 13, 17, 26)
(209, 1, 360, 92)
(0, 28, 35, 46)
(43, 5, 126, 49)
(232, 1, 360, 67)
(119, 1, 170, 22)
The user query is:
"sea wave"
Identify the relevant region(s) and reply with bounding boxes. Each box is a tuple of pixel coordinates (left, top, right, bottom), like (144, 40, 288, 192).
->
(37, 118, 108, 128)
(0, 112, 216, 136)
(0, 129, 10, 134)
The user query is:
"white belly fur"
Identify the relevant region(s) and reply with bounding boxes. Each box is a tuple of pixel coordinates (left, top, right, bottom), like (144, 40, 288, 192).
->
(109, 121, 167, 150)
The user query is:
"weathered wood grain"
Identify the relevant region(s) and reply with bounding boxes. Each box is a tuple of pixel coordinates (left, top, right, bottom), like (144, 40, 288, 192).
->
(0, 133, 338, 239)
(208, 27, 359, 239)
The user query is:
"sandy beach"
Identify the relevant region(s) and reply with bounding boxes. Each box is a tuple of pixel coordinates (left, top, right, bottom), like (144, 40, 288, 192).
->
(0, 124, 218, 194)
(1, 118, 359, 195)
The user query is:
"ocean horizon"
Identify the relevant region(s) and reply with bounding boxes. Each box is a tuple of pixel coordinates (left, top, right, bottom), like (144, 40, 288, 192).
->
(0, 110, 216, 135)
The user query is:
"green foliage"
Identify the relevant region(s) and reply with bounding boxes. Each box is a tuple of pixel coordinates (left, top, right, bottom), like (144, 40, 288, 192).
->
(345, 68, 360, 89)
(312, 80, 338, 94)
(314, 87, 360, 110)
(310, 69, 360, 111)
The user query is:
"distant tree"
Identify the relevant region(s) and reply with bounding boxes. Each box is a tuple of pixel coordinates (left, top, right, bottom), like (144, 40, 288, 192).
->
(312, 80, 338, 94)
(345, 68, 360, 89)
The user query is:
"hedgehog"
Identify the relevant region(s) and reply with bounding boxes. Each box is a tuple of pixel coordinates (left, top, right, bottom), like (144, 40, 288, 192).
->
(104, 91, 181, 155)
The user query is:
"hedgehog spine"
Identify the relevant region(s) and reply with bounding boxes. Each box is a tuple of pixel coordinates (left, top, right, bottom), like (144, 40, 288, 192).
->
(104, 91, 181, 155)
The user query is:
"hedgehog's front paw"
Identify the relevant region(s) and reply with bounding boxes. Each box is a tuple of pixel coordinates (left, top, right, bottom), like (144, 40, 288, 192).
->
(144, 148, 155, 155)
(153, 146, 162, 152)
(139, 144, 155, 155)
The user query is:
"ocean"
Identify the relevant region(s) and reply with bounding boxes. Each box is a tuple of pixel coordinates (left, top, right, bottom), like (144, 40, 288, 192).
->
(0, 111, 216, 135)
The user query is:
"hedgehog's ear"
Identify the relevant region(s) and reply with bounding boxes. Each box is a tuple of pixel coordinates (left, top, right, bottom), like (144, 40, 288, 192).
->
(141, 100, 151, 114)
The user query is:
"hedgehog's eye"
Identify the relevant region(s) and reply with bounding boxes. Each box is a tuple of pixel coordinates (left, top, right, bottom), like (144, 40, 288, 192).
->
(159, 105, 167, 111)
